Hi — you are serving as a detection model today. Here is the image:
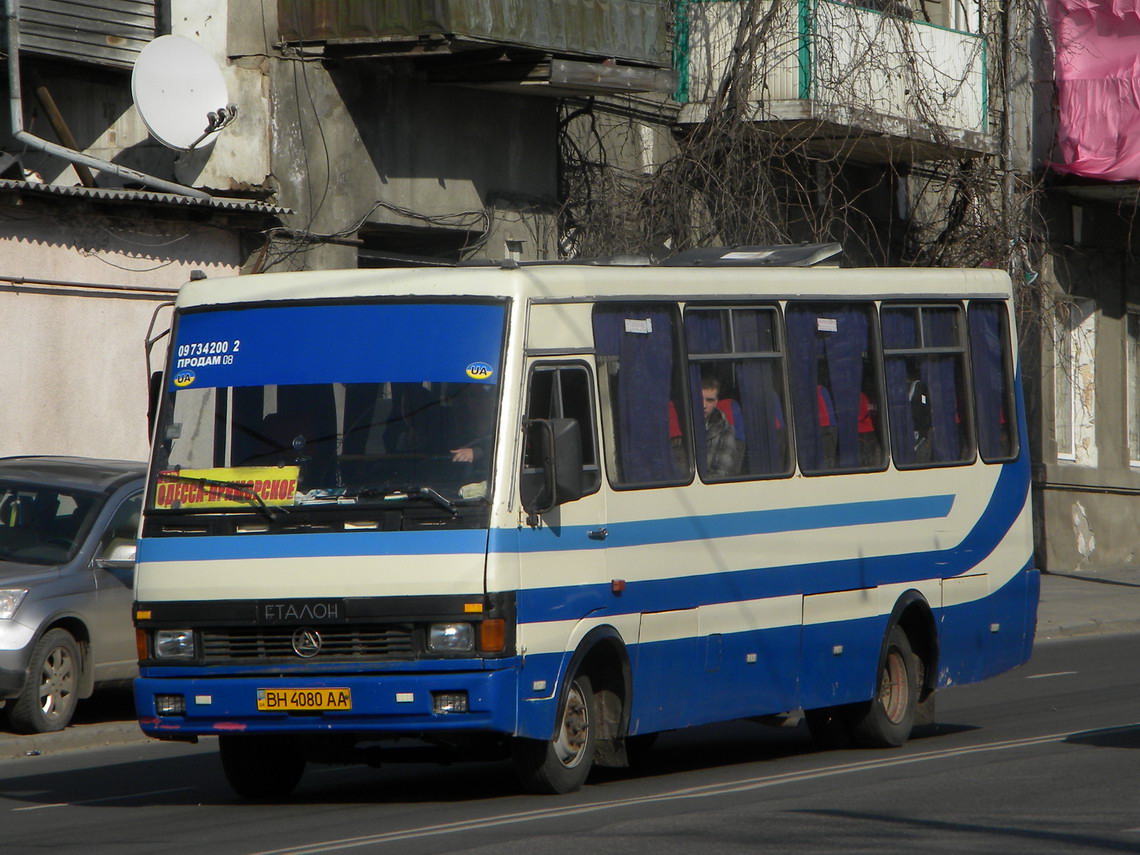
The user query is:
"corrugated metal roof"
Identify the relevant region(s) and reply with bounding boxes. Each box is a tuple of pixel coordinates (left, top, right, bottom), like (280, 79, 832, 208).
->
(15, 0, 156, 69)
(0, 179, 290, 215)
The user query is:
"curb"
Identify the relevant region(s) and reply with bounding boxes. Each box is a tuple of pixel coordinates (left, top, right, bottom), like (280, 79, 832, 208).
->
(1036, 618, 1140, 641)
(0, 722, 152, 761)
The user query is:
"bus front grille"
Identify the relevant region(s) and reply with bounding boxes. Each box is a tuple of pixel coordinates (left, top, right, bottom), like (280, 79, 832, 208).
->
(199, 626, 416, 661)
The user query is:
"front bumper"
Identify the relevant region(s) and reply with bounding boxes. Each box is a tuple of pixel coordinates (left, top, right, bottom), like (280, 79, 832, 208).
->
(135, 666, 520, 739)
(0, 621, 37, 697)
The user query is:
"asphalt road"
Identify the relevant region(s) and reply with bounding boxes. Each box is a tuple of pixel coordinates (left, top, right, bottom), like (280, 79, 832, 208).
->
(1, 632, 1139, 854)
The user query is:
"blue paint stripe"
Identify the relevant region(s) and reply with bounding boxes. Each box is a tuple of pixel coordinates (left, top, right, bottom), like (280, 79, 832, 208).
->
(495, 494, 955, 555)
(139, 494, 953, 563)
(137, 528, 490, 563)
(515, 459, 1030, 623)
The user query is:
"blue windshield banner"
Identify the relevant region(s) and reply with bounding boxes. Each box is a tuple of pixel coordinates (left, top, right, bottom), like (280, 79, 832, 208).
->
(169, 303, 505, 390)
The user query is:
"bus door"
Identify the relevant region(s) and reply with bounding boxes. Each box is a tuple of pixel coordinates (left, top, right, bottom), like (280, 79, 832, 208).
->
(515, 361, 609, 717)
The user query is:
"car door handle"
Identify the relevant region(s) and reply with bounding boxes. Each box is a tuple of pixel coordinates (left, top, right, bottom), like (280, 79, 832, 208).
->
(587, 528, 608, 541)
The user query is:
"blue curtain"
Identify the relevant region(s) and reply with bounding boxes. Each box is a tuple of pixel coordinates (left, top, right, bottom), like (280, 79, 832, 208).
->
(787, 305, 871, 471)
(923, 310, 963, 462)
(882, 310, 917, 465)
(786, 308, 825, 470)
(684, 311, 721, 476)
(733, 310, 786, 475)
(594, 307, 678, 483)
(969, 303, 1007, 459)
(821, 309, 869, 469)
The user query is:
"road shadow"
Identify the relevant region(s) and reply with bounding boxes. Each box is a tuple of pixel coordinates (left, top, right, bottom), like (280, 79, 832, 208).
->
(1065, 723, 1140, 750)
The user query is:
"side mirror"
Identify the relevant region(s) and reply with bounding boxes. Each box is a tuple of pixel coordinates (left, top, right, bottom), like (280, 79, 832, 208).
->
(94, 541, 137, 571)
(147, 370, 163, 438)
(521, 418, 585, 515)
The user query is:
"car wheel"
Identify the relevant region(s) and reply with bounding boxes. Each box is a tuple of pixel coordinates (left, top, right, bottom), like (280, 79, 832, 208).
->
(7, 628, 81, 734)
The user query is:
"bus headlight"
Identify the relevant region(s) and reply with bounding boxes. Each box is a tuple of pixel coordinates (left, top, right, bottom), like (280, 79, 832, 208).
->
(153, 629, 196, 659)
(427, 623, 474, 653)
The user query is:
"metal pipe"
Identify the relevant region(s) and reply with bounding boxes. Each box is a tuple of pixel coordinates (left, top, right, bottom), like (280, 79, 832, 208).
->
(0, 272, 179, 294)
(4, 0, 212, 200)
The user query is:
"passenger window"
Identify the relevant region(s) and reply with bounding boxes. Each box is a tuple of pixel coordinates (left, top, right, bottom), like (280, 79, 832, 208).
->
(685, 306, 792, 480)
(882, 303, 975, 467)
(786, 303, 887, 474)
(968, 301, 1018, 462)
(524, 364, 601, 495)
(593, 304, 691, 487)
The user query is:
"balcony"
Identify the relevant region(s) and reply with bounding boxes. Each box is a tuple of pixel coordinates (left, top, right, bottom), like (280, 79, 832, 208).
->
(277, 0, 677, 96)
(677, 0, 993, 162)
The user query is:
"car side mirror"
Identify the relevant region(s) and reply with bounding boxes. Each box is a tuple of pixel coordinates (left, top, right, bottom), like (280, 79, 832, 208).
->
(94, 541, 137, 571)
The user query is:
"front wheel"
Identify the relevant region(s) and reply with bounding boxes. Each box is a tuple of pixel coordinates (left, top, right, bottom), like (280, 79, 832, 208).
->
(848, 625, 920, 748)
(512, 674, 596, 794)
(218, 735, 306, 800)
(6, 628, 81, 734)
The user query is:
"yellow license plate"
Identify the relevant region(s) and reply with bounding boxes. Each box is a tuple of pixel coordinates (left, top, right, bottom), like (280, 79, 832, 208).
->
(256, 688, 352, 711)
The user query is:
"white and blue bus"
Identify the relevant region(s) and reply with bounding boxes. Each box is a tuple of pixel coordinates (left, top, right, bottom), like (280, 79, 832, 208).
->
(133, 246, 1038, 798)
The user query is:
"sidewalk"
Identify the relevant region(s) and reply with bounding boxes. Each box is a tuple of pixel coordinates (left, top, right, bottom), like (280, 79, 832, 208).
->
(2, 571, 1138, 760)
(1035, 569, 1140, 640)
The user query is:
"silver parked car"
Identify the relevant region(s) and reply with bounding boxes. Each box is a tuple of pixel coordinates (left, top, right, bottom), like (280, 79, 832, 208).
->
(0, 456, 145, 733)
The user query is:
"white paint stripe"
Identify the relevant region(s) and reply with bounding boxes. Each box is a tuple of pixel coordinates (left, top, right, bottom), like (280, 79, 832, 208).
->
(247, 725, 1137, 855)
(12, 786, 195, 811)
(1026, 671, 1078, 680)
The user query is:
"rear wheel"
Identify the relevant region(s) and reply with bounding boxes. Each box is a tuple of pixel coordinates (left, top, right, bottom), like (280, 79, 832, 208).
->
(218, 735, 306, 800)
(513, 674, 596, 794)
(7, 629, 81, 734)
(848, 625, 920, 748)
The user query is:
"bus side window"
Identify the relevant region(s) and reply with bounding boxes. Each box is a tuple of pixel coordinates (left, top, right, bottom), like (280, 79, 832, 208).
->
(882, 304, 975, 468)
(786, 303, 886, 474)
(968, 301, 1018, 462)
(593, 304, 691, 487)
(685, 305, 792, 480)
(524, 364, 601, 495)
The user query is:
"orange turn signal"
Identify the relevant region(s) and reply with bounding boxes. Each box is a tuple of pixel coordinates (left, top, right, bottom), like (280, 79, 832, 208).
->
(135, 628, 149, 660)
(479, 619, 505, 653)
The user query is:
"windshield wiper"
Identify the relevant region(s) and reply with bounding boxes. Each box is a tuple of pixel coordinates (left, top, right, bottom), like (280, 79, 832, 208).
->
(360, 486, 457, 516)
(156, 472, 282, 521)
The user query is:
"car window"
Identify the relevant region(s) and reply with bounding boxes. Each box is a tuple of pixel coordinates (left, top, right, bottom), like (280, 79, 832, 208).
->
(98, 492, 142, 561)
(0, 484, 100, 565)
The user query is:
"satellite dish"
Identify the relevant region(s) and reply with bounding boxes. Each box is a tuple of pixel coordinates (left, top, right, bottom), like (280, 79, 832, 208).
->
(131, 35, 237, 152)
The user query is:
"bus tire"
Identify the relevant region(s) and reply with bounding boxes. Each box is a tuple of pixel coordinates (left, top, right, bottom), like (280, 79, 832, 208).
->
(219, 735, 306, 800)
(512, 673, 596, 794)
(848, 625, 919, 748)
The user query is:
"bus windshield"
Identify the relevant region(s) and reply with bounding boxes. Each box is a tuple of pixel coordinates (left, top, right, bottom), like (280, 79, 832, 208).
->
(149, 301, 506, 511)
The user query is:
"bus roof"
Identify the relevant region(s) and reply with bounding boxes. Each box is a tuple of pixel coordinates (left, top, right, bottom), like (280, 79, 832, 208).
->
(174, 261, 1015, 311)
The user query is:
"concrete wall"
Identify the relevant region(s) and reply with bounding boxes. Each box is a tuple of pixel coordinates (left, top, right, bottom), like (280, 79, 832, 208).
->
(0, 207, 241, 461)
(263, 55, 559, 268)
(1030, 197, 1140, 577)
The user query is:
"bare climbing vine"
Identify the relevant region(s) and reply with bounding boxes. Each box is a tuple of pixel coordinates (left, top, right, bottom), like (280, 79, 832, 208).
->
(557, 0, 1053, 332)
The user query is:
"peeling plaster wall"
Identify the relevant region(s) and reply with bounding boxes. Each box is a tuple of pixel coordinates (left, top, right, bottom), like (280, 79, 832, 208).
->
(1030, 201, 1140, 580)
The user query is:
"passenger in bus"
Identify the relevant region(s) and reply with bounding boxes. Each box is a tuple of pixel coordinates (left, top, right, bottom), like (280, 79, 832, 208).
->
(701, 374, 744, 477)
(448, 384, 495, 466)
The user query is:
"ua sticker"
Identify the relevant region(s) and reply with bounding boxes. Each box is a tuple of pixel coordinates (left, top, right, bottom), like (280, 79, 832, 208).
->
(466, 362, 493, 380)
(173, 370, 196, 388)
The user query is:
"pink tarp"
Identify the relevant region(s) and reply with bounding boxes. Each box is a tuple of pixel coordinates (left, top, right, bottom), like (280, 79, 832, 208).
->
(1050, 0, 1140, 180)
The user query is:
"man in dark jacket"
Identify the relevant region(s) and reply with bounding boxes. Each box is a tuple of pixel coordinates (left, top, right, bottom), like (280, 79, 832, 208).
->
(701, 375, 744, 477)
